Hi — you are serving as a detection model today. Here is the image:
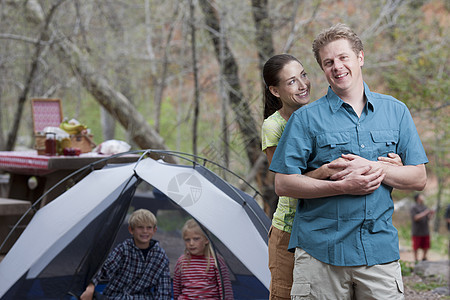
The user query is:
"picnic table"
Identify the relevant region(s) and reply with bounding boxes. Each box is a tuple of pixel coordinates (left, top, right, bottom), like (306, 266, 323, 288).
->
(0, 150, 140, 207)
(0, 150, 140, 254)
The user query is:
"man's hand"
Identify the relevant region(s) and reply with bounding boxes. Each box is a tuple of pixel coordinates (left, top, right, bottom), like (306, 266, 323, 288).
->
(328, 154, 379, 181)
(306, 157, 348, 179)
(335, 165, 385, 195)
(323, 157, 348, 178)
(326, 153, 425, 191)
(327, 153, 403, 181)
(428, 209, 436, 218)
(275, 165, 385, 199)
(414, 208, 435, 221)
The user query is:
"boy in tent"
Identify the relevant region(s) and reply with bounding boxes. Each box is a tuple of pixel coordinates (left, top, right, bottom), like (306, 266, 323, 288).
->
(80, 209, 171, 299)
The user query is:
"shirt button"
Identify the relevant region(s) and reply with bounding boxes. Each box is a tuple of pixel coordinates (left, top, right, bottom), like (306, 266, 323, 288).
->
(361, 144, 365, 148)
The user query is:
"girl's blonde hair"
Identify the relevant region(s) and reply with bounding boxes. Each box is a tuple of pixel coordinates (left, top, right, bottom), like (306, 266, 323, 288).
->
(181, 219, 217, 271)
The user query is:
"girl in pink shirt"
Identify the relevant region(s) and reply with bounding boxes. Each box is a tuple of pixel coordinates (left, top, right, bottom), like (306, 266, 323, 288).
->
(173, 219, 234, 299)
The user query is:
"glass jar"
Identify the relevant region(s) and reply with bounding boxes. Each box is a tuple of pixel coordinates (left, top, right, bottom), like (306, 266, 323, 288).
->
(44, 132, 57, 156)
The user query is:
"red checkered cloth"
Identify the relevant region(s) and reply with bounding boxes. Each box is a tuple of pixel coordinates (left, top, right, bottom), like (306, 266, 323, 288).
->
(0, 151, 50, 170)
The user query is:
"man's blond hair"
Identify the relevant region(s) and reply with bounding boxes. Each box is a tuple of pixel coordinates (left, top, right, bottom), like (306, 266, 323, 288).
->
(312, 23, 364, 69)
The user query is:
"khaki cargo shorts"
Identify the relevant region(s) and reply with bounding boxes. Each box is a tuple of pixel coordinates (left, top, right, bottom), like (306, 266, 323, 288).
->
(291, 247, 404, 299)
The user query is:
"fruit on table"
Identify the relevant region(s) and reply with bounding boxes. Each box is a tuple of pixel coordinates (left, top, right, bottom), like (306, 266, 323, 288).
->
(60, 120, 87, 135)
(57, 137, 72, 155)
(63, 147, 81, 156)
(60, 137, 71, 149)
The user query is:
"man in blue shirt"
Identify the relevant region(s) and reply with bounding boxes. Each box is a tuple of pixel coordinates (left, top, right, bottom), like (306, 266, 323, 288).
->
(270, 24, 427, 299)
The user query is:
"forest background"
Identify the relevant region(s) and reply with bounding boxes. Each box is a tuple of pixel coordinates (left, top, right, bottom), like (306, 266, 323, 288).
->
(0, 0, 448, 237)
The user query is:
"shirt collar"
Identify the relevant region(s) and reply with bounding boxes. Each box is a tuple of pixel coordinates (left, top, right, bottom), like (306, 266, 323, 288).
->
(327, 82, 375, 113)
(129, 238, 157, 250)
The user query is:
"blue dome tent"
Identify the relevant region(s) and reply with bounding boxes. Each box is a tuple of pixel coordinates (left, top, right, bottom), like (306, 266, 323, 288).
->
(0, 150, 270, 299)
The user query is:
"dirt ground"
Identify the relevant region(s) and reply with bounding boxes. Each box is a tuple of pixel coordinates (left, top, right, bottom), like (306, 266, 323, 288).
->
(1, 247, 448, 299)
(400, 242, 448, 262)
(400, 245, 449, 299)
(403, 274, 449, 300)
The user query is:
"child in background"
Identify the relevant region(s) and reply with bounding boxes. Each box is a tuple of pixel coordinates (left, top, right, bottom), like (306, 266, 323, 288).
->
(173, 219, 234, 299)
(80, 209, 171, 299)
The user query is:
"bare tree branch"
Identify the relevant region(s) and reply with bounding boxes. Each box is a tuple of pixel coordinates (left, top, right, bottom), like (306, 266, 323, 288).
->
(6, 0, 66, 150)
(360, 0, 406, 39)
(144, 0, 156, 74)
(198, 0, 261, 164)
(154, 2, 180, 133)
(282, 0, 322, 53)
(0, 33, 44, 44)
(21, 0, 176, 163)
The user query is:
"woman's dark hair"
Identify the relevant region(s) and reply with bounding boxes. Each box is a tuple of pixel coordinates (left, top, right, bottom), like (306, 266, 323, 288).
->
(263, 54, 302, 119)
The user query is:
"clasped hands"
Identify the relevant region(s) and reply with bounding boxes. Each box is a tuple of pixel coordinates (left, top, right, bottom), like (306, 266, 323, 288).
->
(325, 153, 402, 195)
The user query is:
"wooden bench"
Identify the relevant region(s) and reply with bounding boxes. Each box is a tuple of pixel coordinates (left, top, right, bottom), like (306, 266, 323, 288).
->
(0, 198, 32, 254)
(0, 198, 31, 216)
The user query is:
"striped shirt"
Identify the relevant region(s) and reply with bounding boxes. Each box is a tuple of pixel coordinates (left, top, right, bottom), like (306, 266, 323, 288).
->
(91, 238, 171, 299)
(173, 254, 234, 299)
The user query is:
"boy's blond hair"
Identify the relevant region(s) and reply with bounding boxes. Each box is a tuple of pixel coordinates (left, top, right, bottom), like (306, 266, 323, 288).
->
(128, 209, 157, 229)
(312, 23, 364, 69)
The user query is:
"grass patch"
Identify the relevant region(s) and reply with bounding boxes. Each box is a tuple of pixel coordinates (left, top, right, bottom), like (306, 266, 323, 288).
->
(432, 233, 450, 257)
(400, 260, 415, 276)
(403, 269, 450, 298)
(397, 225, 412, 248)
(412, 281, 440, 291)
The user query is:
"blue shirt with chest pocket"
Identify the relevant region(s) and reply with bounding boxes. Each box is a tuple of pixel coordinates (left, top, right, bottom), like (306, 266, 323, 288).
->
(270, 82, 428, 266)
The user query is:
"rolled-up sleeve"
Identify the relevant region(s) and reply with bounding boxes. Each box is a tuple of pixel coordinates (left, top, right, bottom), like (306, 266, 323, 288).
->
(269, 112, 311, 175)
(397, 106, 428, 166)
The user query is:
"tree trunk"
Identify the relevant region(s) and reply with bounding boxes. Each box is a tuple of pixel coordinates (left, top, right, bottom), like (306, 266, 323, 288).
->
(199, 0, 277, 216)
(153, 3, 179, 133)
(55, 36, 176, 163)
(100, 107, 115, 141)
(218, 8, 229, 170)
(250, 0, 278, 215)
(199, 0, 260, 164)
(251, 0, 275, 73)
(433, 176, 443, 232)
(25, 0, 176, 164)
(190, 0, 200, 157)
(6, 0, 64, 150)
(0, 63, 6, 149)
